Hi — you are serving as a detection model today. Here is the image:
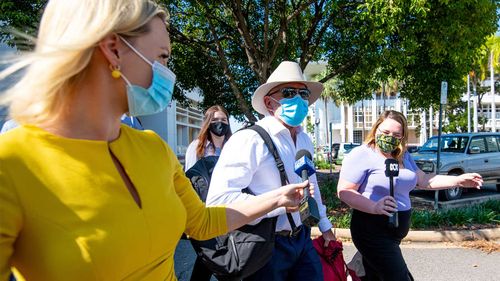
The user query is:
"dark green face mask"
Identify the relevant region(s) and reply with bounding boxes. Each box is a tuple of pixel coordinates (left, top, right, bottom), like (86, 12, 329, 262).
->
(376, 134, 401, 153)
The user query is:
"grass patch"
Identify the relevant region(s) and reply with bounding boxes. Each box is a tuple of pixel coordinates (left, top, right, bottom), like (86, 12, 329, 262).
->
(410, 200, 500, 230)
(320, 177, 351, 229)
(319, 177, 339, 208)
(314, 159, 334, 170)
(320, 176, 500, 230)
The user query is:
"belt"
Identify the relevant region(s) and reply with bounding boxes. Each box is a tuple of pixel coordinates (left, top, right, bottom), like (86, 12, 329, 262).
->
(275, 225, 303, 237)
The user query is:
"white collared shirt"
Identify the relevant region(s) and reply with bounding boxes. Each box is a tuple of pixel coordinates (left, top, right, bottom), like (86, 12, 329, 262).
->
(206, 116, 332, 233)
(184, 139, 221, 171)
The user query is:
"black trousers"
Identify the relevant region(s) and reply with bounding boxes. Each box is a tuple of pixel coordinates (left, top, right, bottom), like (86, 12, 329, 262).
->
(350, 209, 414, 281)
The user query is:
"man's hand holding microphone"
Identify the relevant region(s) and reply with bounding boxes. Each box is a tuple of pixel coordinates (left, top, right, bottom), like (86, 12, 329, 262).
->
(294, 149, 336, 246)
(294, 149, 321, 227)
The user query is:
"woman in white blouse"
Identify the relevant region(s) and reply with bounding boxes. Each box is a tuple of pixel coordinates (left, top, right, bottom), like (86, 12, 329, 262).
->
(184, 105, 232, 171)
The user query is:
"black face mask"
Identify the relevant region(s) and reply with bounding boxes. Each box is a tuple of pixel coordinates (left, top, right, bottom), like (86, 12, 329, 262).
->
(209, 122, 229, 137)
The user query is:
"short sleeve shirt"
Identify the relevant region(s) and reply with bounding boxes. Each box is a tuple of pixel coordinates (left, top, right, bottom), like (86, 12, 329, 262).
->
(339, 144, 418, 211)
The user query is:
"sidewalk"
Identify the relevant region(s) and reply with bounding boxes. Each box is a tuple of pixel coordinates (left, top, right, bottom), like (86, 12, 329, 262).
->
(311, 227, 500, 242)
(174, 234, 500, 281)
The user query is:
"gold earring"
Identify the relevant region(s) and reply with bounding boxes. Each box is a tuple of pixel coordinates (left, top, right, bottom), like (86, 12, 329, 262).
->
(109, 64, 121, 79)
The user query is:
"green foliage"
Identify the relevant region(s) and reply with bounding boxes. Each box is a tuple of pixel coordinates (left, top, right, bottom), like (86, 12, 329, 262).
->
(443, 98, 468, 133)
(479, 35, 500, 81)
(0, 0, 47, 50)
(319, 177, 352, 228)
(320, 174, 499, 230)
(327, 200, 500, 230)
(329, 213, 352, 229)
(400, 1, 498, 110)
(441, 88, 489, 133)
(314, 159, 332, 170)
(319, 177, 340, 210)
(305, 116, 314, 134)
(165, 0, 499, 120)
(410, 200, 500, 229)
(1, 1, 498, 119)
(465, 34, 500, 132)
(482, 199, 500, 213)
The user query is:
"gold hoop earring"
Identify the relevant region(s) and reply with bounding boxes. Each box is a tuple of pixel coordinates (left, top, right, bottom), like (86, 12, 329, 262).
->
(109, 64, 121, 79)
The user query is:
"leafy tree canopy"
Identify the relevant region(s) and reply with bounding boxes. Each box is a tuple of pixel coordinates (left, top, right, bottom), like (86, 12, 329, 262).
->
(1, 0, 498, 121)
(166, 0, 498, 120)
(0, 0, 45, 50)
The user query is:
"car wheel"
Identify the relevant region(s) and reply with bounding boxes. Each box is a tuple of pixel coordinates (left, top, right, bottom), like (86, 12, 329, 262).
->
(496, 181, 500, 192)
(439, 172, 463, 201)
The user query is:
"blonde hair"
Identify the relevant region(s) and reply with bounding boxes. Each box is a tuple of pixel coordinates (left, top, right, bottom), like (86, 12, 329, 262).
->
(365, 110, 408, 162)
(0, 0, 167, 125)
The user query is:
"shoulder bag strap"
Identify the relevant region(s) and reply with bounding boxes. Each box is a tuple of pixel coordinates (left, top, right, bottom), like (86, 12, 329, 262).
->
(247, 125, 298, 232)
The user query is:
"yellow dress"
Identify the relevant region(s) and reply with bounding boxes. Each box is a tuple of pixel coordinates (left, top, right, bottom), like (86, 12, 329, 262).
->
(0, 125, 227, 280)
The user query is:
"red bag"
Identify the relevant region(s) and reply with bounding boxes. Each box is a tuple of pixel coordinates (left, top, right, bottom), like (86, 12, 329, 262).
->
(312, 236, 361, 281)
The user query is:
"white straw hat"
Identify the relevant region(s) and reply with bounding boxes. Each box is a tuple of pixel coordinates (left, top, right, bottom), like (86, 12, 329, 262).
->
(251, 61, 323, 115)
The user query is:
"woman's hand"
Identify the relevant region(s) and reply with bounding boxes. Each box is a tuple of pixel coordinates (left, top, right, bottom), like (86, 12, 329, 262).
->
(278, 181, 307, 208)
(455, 173, 483, 189)
(372, 195, 397, 216)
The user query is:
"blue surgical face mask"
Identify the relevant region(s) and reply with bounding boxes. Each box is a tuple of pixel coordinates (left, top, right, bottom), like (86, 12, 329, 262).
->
(120, 37, 176, 116)
(270, 94, 309, 127)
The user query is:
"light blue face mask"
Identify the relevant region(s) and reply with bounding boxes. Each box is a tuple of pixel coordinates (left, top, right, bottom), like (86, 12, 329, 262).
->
(120, 37, 176, 116)
(271, 94, 309, 127)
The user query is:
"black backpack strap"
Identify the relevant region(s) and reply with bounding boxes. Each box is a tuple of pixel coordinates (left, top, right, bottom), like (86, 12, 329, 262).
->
(247, 125, 298, 233)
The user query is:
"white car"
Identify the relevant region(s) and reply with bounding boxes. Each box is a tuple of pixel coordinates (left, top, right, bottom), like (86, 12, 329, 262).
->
(412, 132, 500, 200)
(332, 143, 361, 165)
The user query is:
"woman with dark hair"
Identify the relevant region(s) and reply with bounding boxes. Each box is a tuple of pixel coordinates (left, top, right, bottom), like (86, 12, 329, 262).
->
(337, 110, 482, 281)
(183, 105, 231, 281)
(184, 105, 232, 171)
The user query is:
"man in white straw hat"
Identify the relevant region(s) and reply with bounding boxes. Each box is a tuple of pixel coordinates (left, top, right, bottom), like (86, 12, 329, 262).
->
(207, 61, 335, 281)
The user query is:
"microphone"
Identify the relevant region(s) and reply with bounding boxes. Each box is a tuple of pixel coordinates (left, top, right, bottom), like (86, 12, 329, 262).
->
(294, 149, 320, 227)
(385, 158, 399, 228)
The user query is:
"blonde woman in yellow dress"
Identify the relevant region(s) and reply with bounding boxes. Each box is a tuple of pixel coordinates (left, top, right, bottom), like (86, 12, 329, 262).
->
(0, 1, 307, 280)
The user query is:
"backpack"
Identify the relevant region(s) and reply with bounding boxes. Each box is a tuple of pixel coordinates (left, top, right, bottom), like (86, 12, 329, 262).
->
(312, 237, 361, 281)
(184, 125, 297, 281)
(185, 155, 219, 202)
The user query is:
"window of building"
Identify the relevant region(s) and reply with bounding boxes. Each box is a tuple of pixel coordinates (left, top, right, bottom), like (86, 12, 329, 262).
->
(378, 105, 394, 115)
(176, 105, 203, 155)
(479, 104, 500, 123)
(353, 130, 363, 144)
(354, 107, 363, 128)
(365, 106, 373, 128)
(407, 110, 418, 128)
(354, 105, 372, 129)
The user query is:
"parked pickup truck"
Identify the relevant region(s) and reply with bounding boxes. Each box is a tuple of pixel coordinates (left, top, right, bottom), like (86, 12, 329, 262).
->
(332, 142, 360, 165)
(412, 132, 500, 200)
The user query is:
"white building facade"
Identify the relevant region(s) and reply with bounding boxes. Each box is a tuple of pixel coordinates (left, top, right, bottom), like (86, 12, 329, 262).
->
(301, 63, 424, 150)
(308, 94, 426, 148)
(301, 63, 500, 151)
(136, 90, 204, 162)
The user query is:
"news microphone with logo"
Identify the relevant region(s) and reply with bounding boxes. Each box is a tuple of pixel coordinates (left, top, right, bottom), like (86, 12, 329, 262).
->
(385, 158, 399, 228)
(294, 149, 320, 227)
